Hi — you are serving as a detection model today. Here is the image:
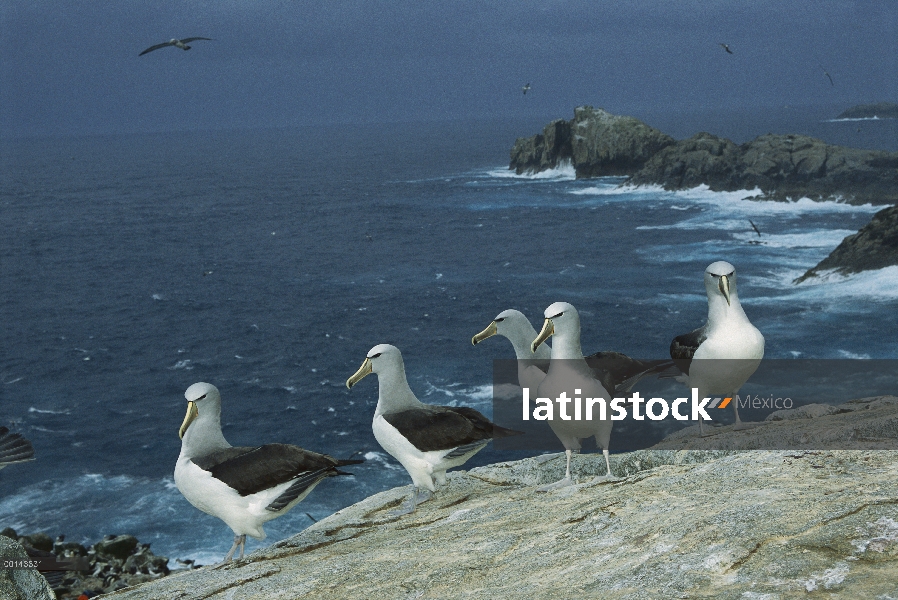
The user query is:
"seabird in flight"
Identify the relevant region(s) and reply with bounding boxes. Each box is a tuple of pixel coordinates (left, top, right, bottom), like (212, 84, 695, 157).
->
(719, 43, 733, 54)
(174, 382, 362, 562)
(0, 426, 34, 469)
(522, 83, 531, 95)
(346, 344, 523, 515)
(669, 261, 765, 435)
(139, 38, 213, 56)
(821, 67, 834, 86)
(749, 219, 761, 237)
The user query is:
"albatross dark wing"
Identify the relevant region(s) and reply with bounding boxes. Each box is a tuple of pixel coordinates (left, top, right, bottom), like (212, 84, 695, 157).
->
(192, 443, 354, 497)
(383, 406, 523, 452)
(0, 426, 35, 465)
(584, 352, 677, 395)
(670, 326, 707, 375)
(180, 37, 213, 43)
(139, 42, 173, 56)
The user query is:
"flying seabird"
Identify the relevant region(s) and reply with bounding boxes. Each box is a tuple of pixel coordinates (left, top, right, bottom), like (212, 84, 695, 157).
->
(174, 382, 362, 562)
(0, 426, 34, 469)
(669, 261, 765, 435)
(522, 83, 531, 95)
(346, 344, 523, 515)
(139, 38, 213, 56)
(749, 219, 761, 237)
(820, 66, 834, 86)
(719, 43, 733, 54)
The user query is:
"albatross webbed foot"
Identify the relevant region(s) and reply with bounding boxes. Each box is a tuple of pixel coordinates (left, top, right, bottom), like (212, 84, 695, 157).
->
(389, 487, 433, 516)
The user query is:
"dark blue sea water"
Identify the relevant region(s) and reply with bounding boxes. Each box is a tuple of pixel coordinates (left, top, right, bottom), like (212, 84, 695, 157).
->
(2, 107, 897, 564)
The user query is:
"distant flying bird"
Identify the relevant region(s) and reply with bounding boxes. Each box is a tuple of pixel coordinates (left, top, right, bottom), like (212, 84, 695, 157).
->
(719, 43, 733, 54)
(749, 220, 761, 237)
(522, 83, 531, 95)
(139, 37, 213, 57)
(821, 66, 834, 86)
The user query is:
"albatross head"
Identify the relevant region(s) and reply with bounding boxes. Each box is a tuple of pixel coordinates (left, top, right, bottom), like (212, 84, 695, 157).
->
(471, 309, 529, 345)
(532, 302, 579, 353)
(346, 344, 403, 389)
(704, 261, 737, 307)
(179, 382, 221, 440)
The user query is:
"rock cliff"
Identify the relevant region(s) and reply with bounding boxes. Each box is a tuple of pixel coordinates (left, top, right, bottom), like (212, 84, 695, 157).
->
(102, 397, 898, 599)
(795, 204, 898, 283)
(510, 108, 898, 205)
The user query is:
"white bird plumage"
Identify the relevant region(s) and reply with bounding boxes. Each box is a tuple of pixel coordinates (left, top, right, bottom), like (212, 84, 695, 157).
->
(346, 344, 522, 514)
(670, 261, 765, 435)
(174, 382, 361, 562)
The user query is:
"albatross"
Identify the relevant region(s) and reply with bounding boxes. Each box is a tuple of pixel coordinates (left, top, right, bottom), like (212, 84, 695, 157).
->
(522, 83, 531, 95)
(0, 426, 34, 469)
(670, 261, 765, 435)
(719, 43, 733, 54)
(174, 382, 362, 562)
(139, 38, 213, 56)
(346, 344, 523, 515)
(529, 302, 623, 491)
(473, 309, 672, 396)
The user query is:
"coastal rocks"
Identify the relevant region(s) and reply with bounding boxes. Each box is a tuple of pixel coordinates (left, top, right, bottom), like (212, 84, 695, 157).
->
(836, 102, 898, 119)
(509, 106, 674, 177)
(0, 530, 175, 599)
(512, 108, 898, 204)
(795, 204, 898, 282)
(0, 535, 54, 600)
(631, 132, 898, 204)
(100, 399, 898, 599)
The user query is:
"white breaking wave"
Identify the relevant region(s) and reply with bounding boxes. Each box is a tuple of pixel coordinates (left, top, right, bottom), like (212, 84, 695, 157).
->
(757, 266, 898, 304)
(486, 161, 576, 181)
(28, 407, 70, 415)
(824, 116, 890, 122)
(421, 381, 493, 408)
(729, 229, 858, 248)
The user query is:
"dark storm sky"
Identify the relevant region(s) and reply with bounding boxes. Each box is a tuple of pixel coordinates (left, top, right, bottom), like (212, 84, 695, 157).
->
(1, 0, 896, 137)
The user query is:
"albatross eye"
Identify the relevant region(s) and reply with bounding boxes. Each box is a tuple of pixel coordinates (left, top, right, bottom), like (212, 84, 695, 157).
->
(550, 312, 564, 319)
(196, 394, 207, 401)
(494, 318, 505, 323)
(369, 353, 382, 359)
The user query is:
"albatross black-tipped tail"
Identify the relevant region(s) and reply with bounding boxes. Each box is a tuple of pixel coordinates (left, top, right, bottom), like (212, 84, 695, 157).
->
(0, 427, 35, 465)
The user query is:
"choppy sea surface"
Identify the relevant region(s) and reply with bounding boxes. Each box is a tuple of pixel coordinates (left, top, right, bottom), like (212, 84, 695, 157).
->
(1, 107, 896, 564)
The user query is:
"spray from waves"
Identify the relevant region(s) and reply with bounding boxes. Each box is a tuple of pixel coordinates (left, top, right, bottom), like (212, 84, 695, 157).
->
(28, 407, 71, 415)
(485, 161, 576, 181)
(420, 380, 493, 409)
(754, 266, 898, 305)
(823, 117, 890, 122)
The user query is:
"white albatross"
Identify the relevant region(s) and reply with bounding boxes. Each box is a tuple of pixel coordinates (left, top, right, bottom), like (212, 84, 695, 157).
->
(346, 344, 523, 515)
(0, 426, 34, 469)
(669, 261, 765, 435)
(174, 382, 362, 563)
(529, 302, 622, 491)
(139, 37, 213, 56)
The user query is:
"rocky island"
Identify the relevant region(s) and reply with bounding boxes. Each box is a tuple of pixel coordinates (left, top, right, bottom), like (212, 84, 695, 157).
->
(836, 102, 898, 120)
(510, 106, 898, 205)
(511, 106, 898, 279)
(17, 396, 890, 599)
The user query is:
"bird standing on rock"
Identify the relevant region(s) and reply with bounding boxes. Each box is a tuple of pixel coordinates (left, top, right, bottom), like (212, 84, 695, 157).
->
(174, 382, 362, 562)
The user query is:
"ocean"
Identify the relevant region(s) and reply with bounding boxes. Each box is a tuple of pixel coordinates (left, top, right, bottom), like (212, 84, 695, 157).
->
(1, 105, 896, 564)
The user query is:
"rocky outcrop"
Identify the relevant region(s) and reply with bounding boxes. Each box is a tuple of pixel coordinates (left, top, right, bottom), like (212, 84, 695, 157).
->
(836, 102, 898, 119)
(0, 535, 54, 600)
(795, 204, 898, 283)
(511, 109, 898, 205)
(0, 529, 176, 599)
(630, 132, 898, 204)
(102, 397, 898, 599)
(509, 106, 675, 177)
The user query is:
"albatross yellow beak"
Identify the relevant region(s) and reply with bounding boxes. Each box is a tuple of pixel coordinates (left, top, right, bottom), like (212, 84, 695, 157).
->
(531, 318, 554, 353)
(346, 357, 373, 389)
(719, 274, 731, 306)
(178, 401, 198, 439)
(471, 321, 498, 345)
